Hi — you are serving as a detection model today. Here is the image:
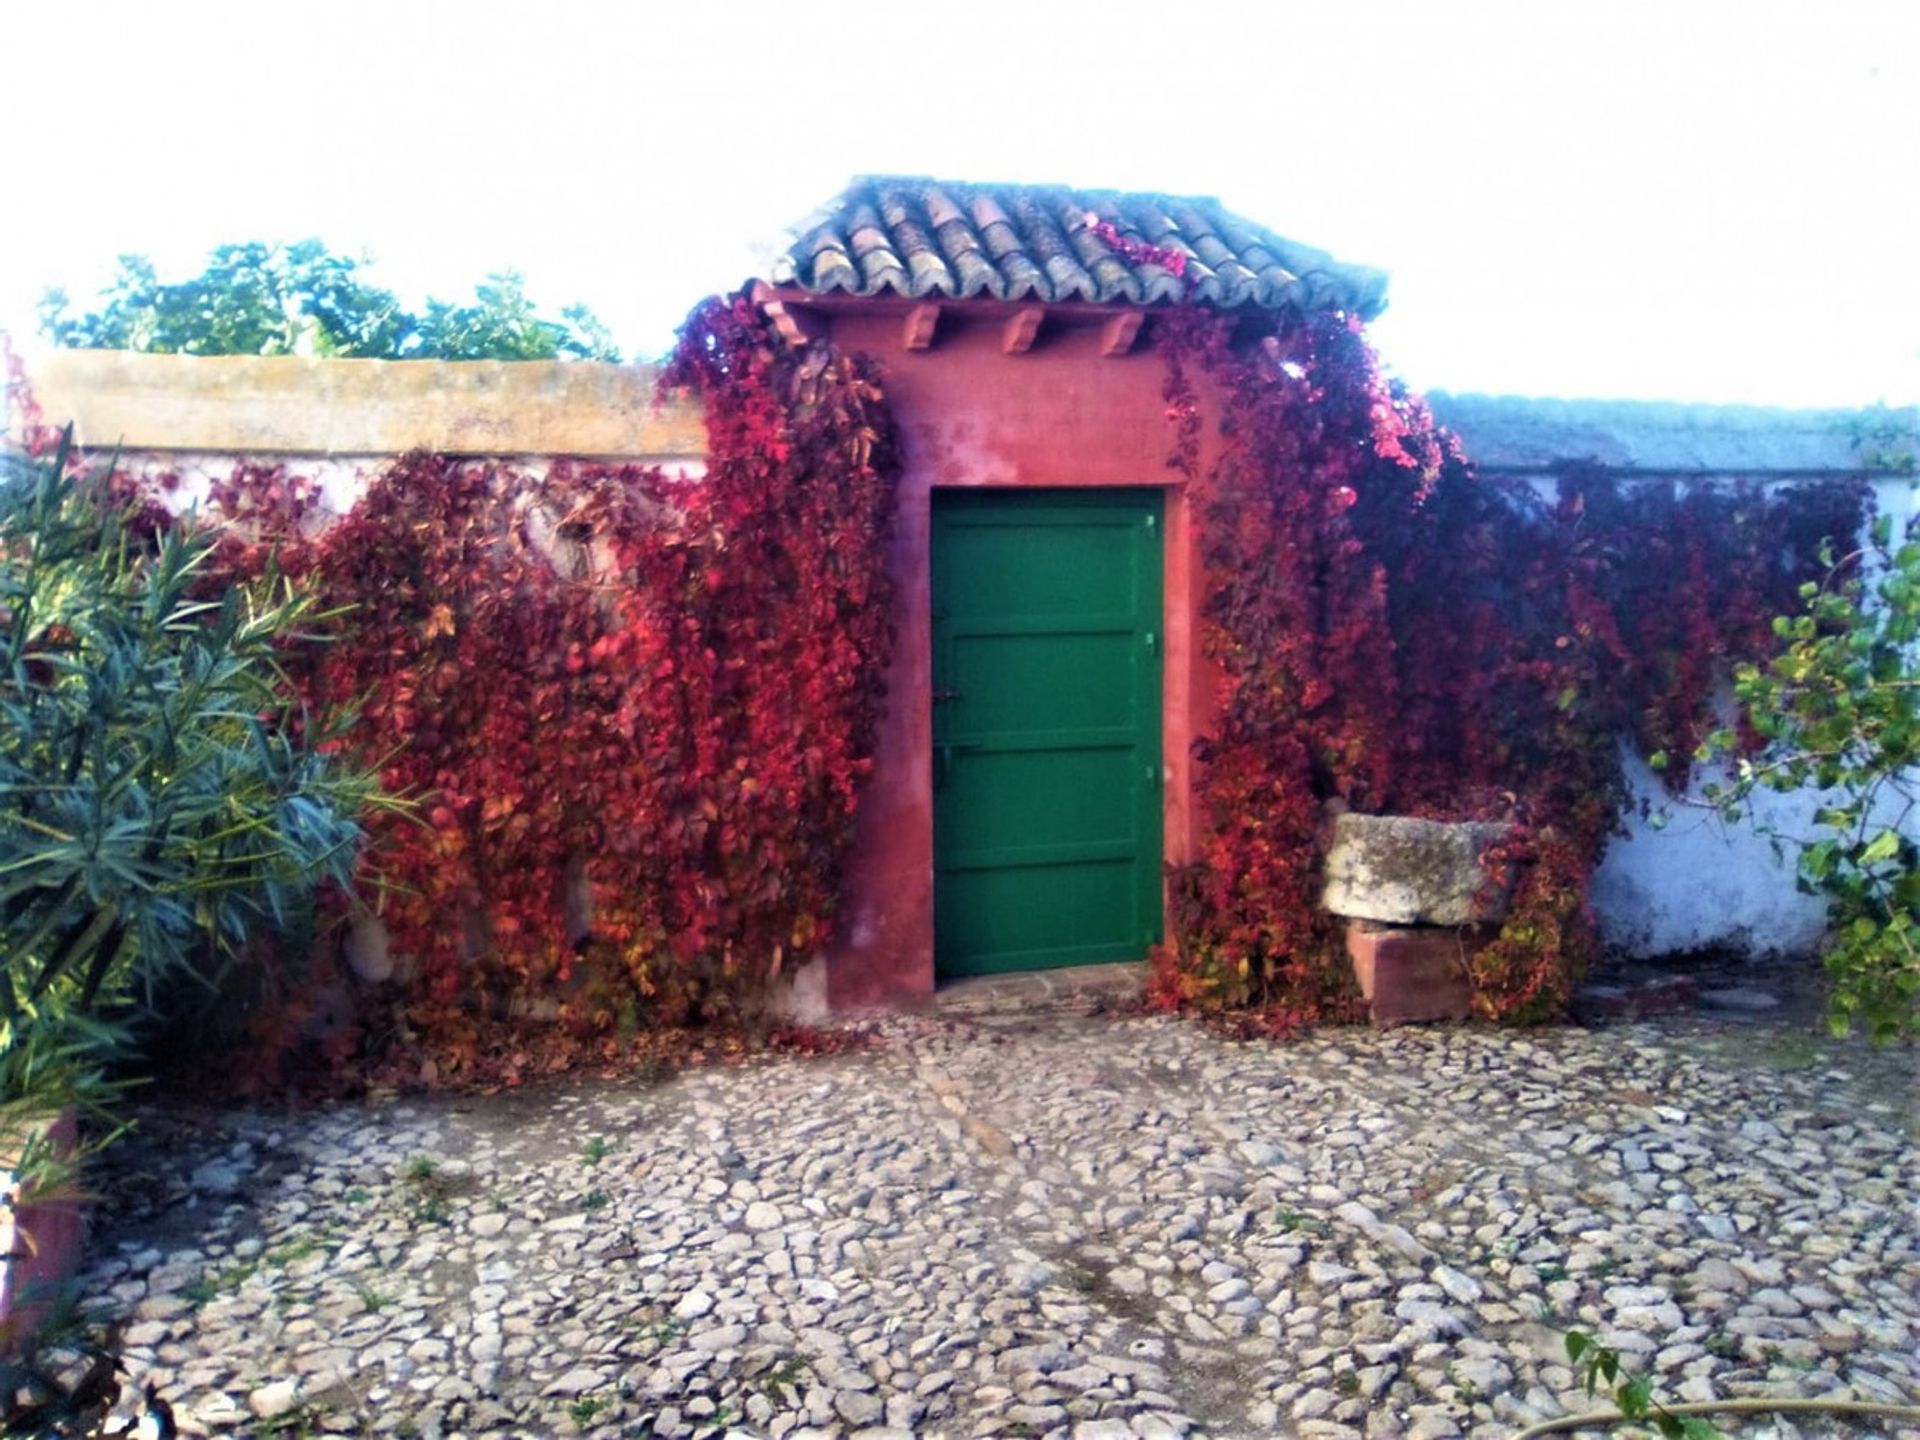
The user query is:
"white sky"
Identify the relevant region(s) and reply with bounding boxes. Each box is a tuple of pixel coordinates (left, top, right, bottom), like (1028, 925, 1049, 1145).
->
(3, 0, 1915, 406)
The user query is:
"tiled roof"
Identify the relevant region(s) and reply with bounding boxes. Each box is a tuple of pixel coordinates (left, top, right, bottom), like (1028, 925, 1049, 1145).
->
(768, 177, 1389, 318)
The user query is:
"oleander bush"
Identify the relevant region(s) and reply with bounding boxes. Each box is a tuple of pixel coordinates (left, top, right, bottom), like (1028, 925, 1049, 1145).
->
(1, 428, 377, 1336)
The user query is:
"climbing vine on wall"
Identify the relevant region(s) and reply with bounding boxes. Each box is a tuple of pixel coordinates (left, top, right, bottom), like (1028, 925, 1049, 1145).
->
(1149, 307, 1868, 1026)
(195, 292, 898, 1070)
(27, 288, 1870, 1062)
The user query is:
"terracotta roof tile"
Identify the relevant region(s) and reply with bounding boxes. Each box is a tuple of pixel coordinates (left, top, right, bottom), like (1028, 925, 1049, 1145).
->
(770, 176, 1388, 317)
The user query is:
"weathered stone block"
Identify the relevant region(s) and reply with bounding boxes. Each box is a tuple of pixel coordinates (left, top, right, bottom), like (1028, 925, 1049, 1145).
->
(1321, 813, 1510, 926)
(1346, 922, 1474, 1027)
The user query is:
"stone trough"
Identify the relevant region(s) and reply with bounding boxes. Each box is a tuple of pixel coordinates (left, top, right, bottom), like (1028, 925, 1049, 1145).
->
(1322, 813, 1510, 1026)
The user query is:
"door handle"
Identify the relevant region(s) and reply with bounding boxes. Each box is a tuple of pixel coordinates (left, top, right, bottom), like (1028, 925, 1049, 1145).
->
(932, 687, 965, 704)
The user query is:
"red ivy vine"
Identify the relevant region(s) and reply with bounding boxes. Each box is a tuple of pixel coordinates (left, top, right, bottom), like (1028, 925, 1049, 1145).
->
(195, 293, 898, 1071)
(1149, 307, 1867, 1026)
(1085, 215, 1190, 280)
(19, 289, 1868, 1058)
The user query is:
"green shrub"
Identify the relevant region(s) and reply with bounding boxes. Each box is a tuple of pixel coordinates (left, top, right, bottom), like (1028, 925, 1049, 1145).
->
(1706, 515, 1920, 1042)
(1, 433, 377, 1019)
(1, 431, 378, 1291)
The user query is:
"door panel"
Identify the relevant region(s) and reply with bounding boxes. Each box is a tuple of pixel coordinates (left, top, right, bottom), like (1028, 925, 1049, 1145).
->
(932, 489, 1164, 977)
(948, 631, 1141, 735)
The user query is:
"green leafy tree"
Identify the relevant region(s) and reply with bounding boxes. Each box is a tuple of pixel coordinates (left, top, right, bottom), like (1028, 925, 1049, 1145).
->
(410, 272, 621, 361)
(1704, 515, 1920, 1042)
(38, 240, 620, 361)
(1, 431, 382, 1347)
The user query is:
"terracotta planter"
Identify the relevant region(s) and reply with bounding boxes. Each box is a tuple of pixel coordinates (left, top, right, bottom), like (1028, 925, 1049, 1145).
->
(1, 1109, 85, 1355)
(1346, 921, 1479, 1027)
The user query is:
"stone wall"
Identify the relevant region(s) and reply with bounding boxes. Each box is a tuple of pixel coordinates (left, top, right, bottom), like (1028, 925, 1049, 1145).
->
(16, 350, 708, 526)
(15, 350, 1917, 967)
(24, 349, 705, 461)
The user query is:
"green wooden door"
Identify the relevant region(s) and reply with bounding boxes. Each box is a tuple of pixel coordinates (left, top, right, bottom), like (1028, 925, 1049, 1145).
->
(932, 489, 1164, 977)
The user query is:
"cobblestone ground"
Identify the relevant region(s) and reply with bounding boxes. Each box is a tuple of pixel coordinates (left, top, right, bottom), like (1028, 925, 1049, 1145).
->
(78, 997, 1917, 1439)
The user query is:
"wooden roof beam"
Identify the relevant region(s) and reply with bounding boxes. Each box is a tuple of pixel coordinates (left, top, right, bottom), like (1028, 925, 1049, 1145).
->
(749, 281, 825, 348)
(763, 299, 823, 348)
(902, 303, 942, 351)
(1099, 311, 1145, 357)
(1001, 305, 1045, 355)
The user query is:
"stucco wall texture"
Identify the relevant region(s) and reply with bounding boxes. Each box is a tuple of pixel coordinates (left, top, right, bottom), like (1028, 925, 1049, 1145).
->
(15, 348, 1917, 978)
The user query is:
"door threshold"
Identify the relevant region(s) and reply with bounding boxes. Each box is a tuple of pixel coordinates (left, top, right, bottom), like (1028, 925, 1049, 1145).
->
(929, 961, 1146, 1018)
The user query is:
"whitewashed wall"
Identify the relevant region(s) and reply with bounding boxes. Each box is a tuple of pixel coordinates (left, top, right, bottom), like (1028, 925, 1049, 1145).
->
(1433, 394, 1920, 959)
